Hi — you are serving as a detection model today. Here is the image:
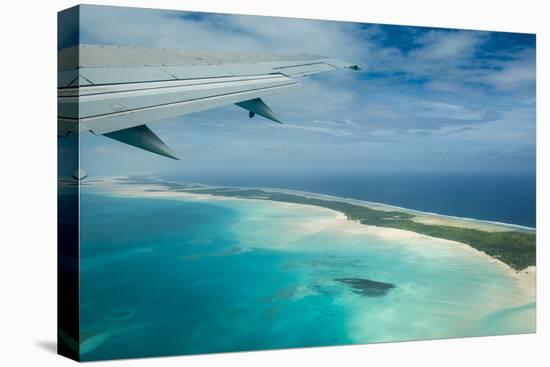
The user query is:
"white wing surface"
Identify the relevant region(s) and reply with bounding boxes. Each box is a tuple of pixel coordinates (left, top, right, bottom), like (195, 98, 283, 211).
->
(58, 45, 359, 159)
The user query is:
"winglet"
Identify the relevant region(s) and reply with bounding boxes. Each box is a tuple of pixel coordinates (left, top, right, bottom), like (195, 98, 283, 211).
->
(236, 98, 283, 124)
(103, 125, 180, 160)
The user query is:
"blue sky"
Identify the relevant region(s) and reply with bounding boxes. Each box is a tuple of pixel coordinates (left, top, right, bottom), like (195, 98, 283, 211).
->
(75, 5, 536, 175)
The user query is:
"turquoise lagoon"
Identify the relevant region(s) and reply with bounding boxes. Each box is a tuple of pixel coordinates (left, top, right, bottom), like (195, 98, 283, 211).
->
(79, 183, 535, 360)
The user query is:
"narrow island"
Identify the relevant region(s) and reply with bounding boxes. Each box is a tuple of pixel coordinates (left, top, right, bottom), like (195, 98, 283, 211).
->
(118, 177, 536, 272)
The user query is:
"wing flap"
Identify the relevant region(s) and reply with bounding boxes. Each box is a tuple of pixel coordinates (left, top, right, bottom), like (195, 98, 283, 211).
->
(273, 62, 337, 77)
(80, 66, 177, 85)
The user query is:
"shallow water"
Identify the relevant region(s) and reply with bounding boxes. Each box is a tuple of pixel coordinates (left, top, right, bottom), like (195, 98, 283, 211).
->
(79, 187, 535, 361)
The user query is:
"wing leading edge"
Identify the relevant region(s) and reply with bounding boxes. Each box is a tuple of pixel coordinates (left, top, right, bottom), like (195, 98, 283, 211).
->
(58, 45, 360, 159)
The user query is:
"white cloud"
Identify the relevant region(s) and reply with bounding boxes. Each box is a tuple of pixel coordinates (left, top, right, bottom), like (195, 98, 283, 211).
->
(417, 101, 486, 121)
(370, 129, 395, 137)
(482, 57, 536, 90)
(282, 123, 355, 137)
(412, 30, 485, 60)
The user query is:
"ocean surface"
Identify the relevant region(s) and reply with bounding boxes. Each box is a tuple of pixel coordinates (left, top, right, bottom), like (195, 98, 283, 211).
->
(164, 172, 536, 228)
(79, 182, 535, 360)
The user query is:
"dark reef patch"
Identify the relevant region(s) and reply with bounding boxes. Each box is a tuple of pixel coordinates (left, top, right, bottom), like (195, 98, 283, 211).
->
(335, 278, 396, 297)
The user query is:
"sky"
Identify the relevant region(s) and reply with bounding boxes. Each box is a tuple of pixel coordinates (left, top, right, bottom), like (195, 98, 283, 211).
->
(71, 5, 536, 176)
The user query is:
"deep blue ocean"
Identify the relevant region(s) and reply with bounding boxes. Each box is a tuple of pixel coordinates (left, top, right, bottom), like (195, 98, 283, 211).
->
(165, 172, 536, 228)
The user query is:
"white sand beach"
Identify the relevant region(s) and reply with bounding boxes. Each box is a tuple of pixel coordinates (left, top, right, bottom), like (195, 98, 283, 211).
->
(298, 209, 536, 301)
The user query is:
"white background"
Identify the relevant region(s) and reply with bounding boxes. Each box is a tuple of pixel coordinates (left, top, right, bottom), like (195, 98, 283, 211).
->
(0, 0, 547, 365)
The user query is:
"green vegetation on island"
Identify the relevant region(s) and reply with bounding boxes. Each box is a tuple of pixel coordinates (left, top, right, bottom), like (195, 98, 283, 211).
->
(125, 178, 536, 271)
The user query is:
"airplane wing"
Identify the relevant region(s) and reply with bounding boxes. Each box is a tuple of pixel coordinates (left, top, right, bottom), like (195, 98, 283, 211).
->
(57, 44, 359, 159)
